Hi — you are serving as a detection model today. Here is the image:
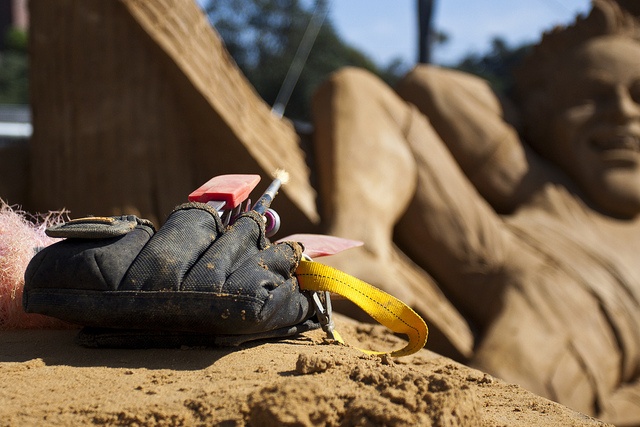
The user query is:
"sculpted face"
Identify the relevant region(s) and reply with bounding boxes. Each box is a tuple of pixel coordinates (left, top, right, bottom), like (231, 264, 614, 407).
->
(548, 36, 640, 218)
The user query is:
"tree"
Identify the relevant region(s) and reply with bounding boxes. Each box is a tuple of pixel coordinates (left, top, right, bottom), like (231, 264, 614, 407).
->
(203, 2, 531, 118)
(453, 37, 532, 96)
(0, 27, 29, 104)
(202, 0, 400, 121)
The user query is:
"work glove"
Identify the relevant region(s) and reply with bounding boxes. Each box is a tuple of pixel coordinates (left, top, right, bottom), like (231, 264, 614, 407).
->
(23, 202, 318, 347)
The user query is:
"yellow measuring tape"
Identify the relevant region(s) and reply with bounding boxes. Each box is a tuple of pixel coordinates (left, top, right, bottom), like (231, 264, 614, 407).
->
(295, 260, 428, 357)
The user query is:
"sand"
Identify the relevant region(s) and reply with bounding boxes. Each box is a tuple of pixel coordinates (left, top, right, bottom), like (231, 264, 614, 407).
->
(0, 314, 609, 427)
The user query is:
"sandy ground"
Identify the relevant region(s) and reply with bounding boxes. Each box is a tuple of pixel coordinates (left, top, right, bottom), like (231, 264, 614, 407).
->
(0, 314, 610, 427)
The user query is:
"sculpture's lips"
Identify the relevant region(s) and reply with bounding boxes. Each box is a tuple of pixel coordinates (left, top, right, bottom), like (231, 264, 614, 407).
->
(591, 133, 640, 151)
(589, 131, 640, 165)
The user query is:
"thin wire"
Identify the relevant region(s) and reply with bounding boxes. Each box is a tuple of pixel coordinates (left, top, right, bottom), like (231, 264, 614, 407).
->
(271, 0, 331, 119)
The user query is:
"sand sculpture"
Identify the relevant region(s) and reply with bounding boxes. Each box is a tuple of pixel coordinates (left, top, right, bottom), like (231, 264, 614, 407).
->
(312, 0, 640, 423)
(14, 0, 638, 424)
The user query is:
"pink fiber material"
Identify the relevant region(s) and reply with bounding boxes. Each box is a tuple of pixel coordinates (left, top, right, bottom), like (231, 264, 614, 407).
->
(0, 200, 74, 329)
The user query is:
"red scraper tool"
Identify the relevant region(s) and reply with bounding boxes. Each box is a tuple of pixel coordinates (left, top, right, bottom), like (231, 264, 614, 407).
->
(188, 174, 261, 225)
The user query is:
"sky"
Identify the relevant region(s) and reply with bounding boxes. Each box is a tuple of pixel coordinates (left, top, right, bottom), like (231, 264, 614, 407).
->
(327, 0, 592, 66)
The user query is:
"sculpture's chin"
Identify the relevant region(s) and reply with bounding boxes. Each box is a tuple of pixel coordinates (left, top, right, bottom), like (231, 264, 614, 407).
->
(585, 166, 640, 218)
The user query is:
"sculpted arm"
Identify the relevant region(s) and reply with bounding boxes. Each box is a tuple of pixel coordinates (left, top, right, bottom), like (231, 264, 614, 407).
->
(393, 100, 516, 326)
(311, 66, 516, 329)
(396, 65, 548, 214)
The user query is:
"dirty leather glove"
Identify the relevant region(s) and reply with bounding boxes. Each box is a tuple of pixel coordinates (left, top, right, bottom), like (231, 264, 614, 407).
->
(23, 202, 318, 347)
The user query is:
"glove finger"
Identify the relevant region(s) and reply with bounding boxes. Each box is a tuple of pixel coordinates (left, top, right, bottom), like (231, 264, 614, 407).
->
(222, 241, 309, 331)
(256, 241, 303, 279)
(182, 211, 267, 291)
(224, 240, 303, 296)
(121, 203, 223, 291)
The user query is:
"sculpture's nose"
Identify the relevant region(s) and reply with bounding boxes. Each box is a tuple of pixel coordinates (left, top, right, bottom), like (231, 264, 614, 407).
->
(608, 84, 640, 123)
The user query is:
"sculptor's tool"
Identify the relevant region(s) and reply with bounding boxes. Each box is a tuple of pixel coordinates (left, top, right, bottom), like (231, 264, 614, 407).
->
(188, 174, 260, 212)
(251, 169, 289, 236)
(188, 174, 261, 227)
(188, 171, 286, 237)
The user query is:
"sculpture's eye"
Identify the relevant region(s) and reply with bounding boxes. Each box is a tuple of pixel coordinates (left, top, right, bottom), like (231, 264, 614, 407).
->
(584, 78, 615, 105)
(628, 79, 640, 105)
